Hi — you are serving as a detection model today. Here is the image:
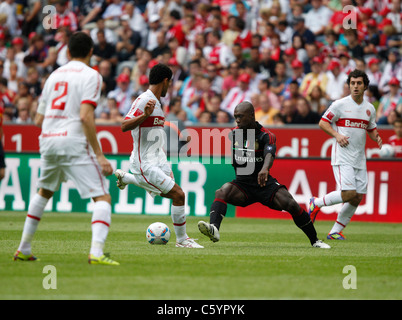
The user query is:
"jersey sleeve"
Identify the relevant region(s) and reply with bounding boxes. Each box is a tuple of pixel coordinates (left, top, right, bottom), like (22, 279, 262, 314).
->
(262, 131, 277, 158)
(81, 71, 102, 108)
(367, 105, 377, 132)
(321, 101, 339, 124)
(125, 95, 145, 120)
(37, 76, 52, 115)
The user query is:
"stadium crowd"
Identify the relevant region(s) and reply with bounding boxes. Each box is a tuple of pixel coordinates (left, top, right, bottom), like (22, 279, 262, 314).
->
(0, 0, 401, 127)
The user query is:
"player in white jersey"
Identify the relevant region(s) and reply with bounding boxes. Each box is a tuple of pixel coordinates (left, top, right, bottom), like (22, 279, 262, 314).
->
(114, 63, 203, 248)
(308, 69, 383, 240)
(13, 32, 119, 265)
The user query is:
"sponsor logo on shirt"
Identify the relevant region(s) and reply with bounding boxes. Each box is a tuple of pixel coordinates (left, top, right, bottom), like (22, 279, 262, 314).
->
(336, 118, 369, 130)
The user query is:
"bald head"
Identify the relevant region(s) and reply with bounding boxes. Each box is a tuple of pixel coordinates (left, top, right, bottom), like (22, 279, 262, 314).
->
(235, 101, 255, 115)
(233, 101, 256, 129)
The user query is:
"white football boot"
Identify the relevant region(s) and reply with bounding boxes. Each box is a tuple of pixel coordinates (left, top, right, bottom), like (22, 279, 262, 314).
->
(312, 240, 331, 249)
(115, 169, 127, 190)
(198, 221, 220, 242)
(176, 238, 204, 248)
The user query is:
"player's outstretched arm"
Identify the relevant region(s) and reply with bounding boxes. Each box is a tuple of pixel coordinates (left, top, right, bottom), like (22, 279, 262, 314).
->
(81, 103, 113, 176)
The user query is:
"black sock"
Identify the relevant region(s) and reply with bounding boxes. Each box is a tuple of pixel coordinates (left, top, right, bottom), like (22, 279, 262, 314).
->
(292, 209, 318, 245)
(209, 199, 227, 230)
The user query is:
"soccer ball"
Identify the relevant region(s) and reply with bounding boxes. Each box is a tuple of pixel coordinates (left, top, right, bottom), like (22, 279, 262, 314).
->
(146, 222, 171, 245)
(379, 144, 395, 158)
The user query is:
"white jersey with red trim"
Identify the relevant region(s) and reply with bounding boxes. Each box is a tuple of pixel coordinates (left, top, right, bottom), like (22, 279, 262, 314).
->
(321, 95, 377, 169)
(38, 60, 102, 156)
(125, 89, 167, 174)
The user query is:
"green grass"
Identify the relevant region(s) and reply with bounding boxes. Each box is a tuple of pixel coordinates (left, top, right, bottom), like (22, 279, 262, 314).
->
(1, 211, 401, 300)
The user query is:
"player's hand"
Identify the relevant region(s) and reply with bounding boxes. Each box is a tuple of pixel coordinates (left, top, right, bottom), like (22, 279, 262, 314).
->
(144, 99, 156, 117)
(336, 134, 350, 148)
(258, 168, 269, 187)
(97, 155, 113, 176)
(376, 135, 383, 149)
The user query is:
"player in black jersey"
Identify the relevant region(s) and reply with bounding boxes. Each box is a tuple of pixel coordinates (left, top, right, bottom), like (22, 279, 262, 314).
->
(198, 101, 330, 248)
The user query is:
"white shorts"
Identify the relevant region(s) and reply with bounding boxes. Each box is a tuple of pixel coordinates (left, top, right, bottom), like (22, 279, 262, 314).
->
(332, 164, 368, 194)
(38, 154, 109, 199)
(129, 163, 175, 198)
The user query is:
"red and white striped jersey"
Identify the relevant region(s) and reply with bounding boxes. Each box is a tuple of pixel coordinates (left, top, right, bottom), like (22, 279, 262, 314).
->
(221, 87, 252, 115)
(38, 60, 102, 156)
(322, 95, 377, 169)
(125, 89, 167, 174)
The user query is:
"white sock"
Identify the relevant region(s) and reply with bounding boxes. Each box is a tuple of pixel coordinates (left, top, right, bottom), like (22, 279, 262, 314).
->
(18, 194, 49, 255)
(315, 190, 343, 208)
(330, 203, 357, 234)
(171, 205, 188, 243)
(90, 201, 111, 257)
(122, 172, 137, 184)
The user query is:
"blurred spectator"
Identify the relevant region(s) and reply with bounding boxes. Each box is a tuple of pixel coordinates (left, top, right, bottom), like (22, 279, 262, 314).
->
(378, 49, 402, 94)
(280, 98, 296, 124)
(376, 77, 402, 124)
(221, 72, 252, 115)
(304, 0, 333, 39)
(325, 59, 348, 101)
(257, 78, 281, 110)
(102, 0, 124, 26)
(90, 19, 117, 45)
(291, 16, 315, 45)
(215, 109, 232, 124)
(269, 60, 287, 97)
(98, 59, 116, 94)
(54, 0, 78, 32)
(344, 29, 364, 59)
(199, 110, 213, 123)
(300, 56, 328, 98)
(0, 0, 19, 36)
(327, 0, 355, 34)
(79, 0, 107, 30)
(255, 93, 279, 126)
(93, 29, 118, 69)
(107, 72, 134, 115)
(230, 43, 247, 70)
(292, 96, 321, 124)
(55, 27, 71, 67)
(309, 85, 329, 115)
(166, 10, 186, 47)
(14, 97, 32, 124)
(389, 117, 402, 158)
(366, 57, 382, 88)
(116, 15, 141, 62)
(26, 34, 48, 63)
(204, 29, 234, 70)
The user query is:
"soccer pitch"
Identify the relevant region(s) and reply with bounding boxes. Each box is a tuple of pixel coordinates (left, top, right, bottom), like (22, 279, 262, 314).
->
(1, 211, 401, 300)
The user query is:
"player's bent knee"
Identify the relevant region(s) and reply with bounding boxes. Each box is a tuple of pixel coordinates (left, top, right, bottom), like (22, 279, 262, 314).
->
(93, 193, 111, 204)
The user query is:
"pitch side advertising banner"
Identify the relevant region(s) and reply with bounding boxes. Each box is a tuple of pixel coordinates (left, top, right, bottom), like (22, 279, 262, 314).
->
(2, 124, 395, 158)
(1, 155, 401, 223)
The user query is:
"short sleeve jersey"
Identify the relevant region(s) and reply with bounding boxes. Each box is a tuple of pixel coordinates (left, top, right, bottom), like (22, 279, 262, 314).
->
(38, 61, 102, 156)
(321, 95, 377, 169)
(124, 89, 167, 174)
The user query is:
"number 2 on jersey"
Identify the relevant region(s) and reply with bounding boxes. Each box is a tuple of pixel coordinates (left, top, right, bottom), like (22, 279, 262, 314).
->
(51, 81, 68, 110)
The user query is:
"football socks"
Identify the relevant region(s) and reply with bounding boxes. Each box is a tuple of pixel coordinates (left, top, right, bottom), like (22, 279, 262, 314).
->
(171, 205, 188, 243)
(209, 198, 227, 230)
(17, 194, 49, 255)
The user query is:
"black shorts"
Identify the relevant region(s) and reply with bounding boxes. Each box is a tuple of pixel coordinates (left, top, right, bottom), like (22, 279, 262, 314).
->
(0, 143, 5, 169)
(230, 175, 286, 208)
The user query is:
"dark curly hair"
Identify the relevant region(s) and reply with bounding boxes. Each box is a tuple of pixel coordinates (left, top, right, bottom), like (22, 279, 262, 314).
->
(347, 69, 370, 88)
(149, 64, 173, 85)
(68, 32, 93, 59)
